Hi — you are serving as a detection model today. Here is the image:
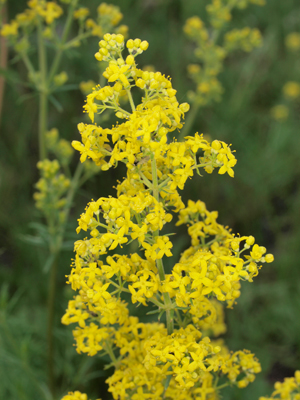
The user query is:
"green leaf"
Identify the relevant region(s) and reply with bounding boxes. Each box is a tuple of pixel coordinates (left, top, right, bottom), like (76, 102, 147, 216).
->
(146, 308, 160, 315)
(52, 84, 79, 93)
(49, 95, 63, 112)
(18, 234, 46, 247)
(61, 240, 75, 251)
(42, 252, 56, 273)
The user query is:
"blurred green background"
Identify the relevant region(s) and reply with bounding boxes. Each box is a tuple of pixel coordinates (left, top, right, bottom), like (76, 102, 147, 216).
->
(0, 0, 300, 399)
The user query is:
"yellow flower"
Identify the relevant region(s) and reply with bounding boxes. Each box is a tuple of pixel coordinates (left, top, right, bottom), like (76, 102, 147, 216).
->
(285, 32, 300, 51)
(283, 81, 300, 99)
(38, 2, 63, 25)
(79, 80, 96, 95)
(73, 7, 89, 20)
(271, 105, 289, 121)
(1, 21, 19, 37)
(61, 391, 101, 400)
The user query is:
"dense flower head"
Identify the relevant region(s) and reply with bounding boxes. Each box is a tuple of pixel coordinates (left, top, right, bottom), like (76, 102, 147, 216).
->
(62, 29, 273, 400)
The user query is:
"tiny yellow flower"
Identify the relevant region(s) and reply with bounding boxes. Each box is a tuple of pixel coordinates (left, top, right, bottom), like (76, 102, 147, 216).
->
(271, 105, 289, 121)
(285, 32, 300, 51)
(283, 81, 300, 99)
(73, 7, 89, 20)
(1, 21, 19, 37)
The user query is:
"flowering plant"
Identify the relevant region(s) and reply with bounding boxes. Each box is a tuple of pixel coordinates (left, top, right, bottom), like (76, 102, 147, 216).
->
(61, 32, 274, 400)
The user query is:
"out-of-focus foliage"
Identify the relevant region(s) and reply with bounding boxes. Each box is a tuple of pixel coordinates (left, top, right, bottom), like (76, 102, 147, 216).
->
(1, 0, 300, 399)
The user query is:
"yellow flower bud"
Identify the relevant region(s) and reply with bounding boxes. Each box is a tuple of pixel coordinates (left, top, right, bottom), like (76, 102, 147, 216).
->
(212, 140, 221, 151)
(246, 235, 255, 246)
(140, 40, 149, 51)
(126, 39, 134, 49)
(95, 52, 103, 61)
(180, 102, 190, 113)
(126, 55, 135, 65)
(265, 254, 274, 263)
(133, 38, 141, 47)
(115, 34, 124, 44)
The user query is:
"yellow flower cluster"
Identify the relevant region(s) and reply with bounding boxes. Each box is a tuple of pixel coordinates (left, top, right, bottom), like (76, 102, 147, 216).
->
(85, 3, 127, 38)
(45, 128, 74, 166)
(259, 370, 300, 400)
(224, 27, 262, 52)
(1, 0, 63, 37)
(0, 1, 127, 54)
(172, 200, 273, 308)
(34, 128, 75, 223)
(106, 321, 261, 398)
(61, 32, 274, 400)
(61, 391, 101, 400)
(207, 0, 265, 29)
(183, 0, 263, 105)
(34, 159, 70, 217)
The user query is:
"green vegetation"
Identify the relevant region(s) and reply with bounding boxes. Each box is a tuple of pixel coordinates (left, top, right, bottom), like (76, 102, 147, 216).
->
(0, 0, 299, 399)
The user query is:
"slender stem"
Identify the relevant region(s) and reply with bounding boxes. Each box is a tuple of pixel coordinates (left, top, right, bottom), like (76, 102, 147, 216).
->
(151, 154, 159, 208)
(215, 382, 230, 390)
(37, 17, 48, 160)
(21, 52, 37, 78)
(39, 91, 48, 160)
(47, 0, 79, 86)
(0, 4, 7, 125)
(126, 87, 136, 112)
(139, 171, 153, 189)
(104, 340, 118, 365)
(60, 162, 84, 236)
(149, 297, 165, 308)
(47, 256, 57, 397)
(151, 154, 174, 335)
(64, 31, 91, 50)
(178, 102, 199, 141)
(108, 279, 131, 293)
(175, 308, 183, 327)
(46, 162, 84, 396)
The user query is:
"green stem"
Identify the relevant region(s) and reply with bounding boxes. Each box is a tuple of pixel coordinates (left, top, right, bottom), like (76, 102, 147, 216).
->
(64, 31, 91, 50)
(60, 162, 84, 234)
(178, 102, 199, 141)
(139, 171, 153, 189)
(151, 154, 174, 335)
(39, 90, 48, 160)
(37, 18, 48, 160)
(108, 279, 131, 293)
(149, 297, 165, 308)
(175, 308, 184, 327)
(126, 87, 136, 112)
(104, 340, 118, 365)
(215, 382, 230, 390)
(47, 256, 57, 397)
(21, 52, 36, 78)
(47, 0, 79, 86)
(0, 4, 7, 125)
(46, 162, 84, 396)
